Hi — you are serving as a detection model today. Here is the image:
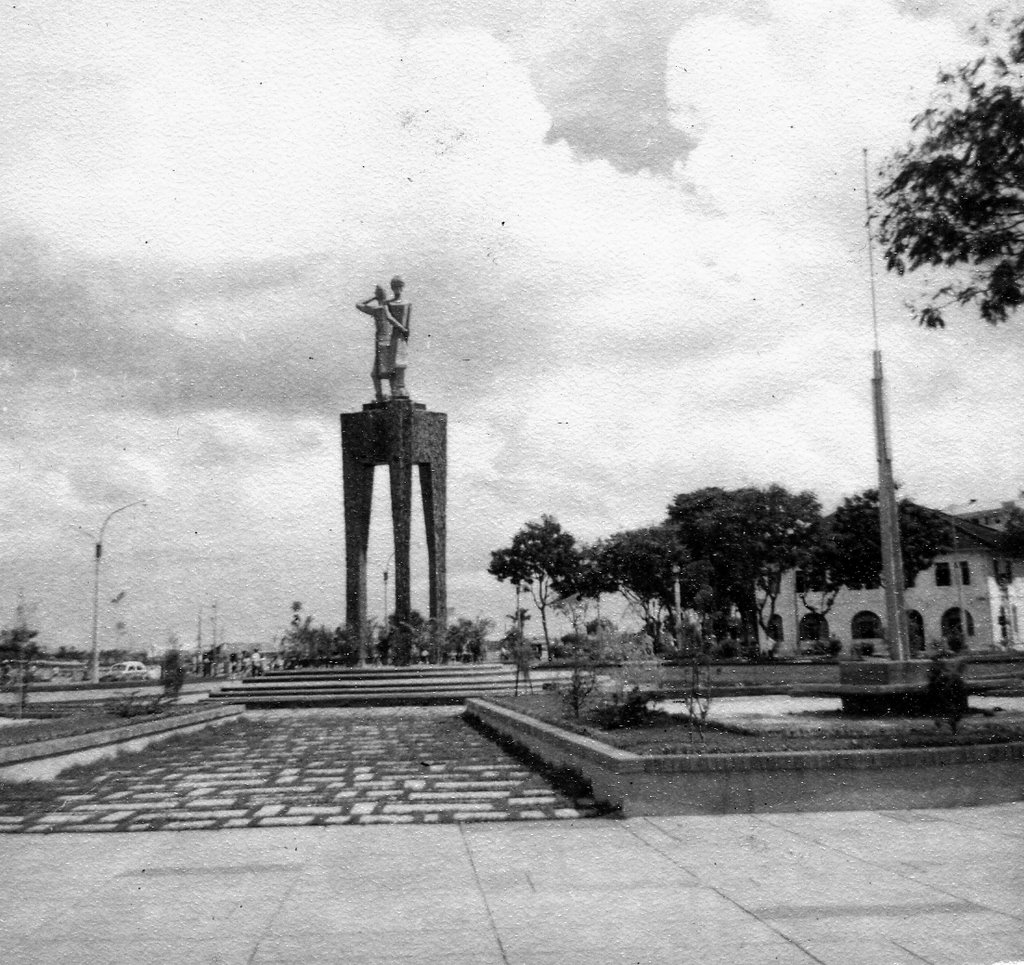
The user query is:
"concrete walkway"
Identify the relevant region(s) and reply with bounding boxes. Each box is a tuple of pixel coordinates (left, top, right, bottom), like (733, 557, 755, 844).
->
(1, 804, 1022, 964)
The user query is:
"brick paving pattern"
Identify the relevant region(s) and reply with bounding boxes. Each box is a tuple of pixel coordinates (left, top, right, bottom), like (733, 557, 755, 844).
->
(0, 707, 602, 833)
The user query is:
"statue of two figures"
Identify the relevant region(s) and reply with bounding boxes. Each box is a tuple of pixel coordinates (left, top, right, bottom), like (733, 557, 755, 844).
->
(356, 276, 411, 403)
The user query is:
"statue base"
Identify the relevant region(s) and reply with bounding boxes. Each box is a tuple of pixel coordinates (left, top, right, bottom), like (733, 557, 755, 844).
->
(341, 398, 448, 650)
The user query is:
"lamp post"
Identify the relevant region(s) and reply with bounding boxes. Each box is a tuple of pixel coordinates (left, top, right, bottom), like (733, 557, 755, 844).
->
(671, 563, 684, 655)
(377, 550, 395, 666)
(89, 500, 145, 683)
(516, 582, 528, 639)
(382, 550, 395, 631)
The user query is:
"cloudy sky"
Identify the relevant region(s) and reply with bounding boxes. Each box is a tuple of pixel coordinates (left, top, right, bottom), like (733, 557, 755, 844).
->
(3, 0, 1021, 652)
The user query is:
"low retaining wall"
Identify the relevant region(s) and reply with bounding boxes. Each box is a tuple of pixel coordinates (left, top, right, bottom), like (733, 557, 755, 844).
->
(0, 680, 218, 707)
(0, 704, 243, 783)
(465, 698, 1024, 816)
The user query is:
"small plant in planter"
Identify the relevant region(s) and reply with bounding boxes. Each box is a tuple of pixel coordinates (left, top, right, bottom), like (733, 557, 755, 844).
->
(562, 632, 602, 719)
(595, 686, 656, 729)
(714, 638, 738, 660)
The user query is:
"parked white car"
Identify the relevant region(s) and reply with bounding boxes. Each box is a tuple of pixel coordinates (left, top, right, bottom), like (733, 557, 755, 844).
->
(100, 661, 150, 682)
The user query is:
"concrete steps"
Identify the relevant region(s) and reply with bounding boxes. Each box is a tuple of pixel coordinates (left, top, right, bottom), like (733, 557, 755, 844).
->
(209, 665, 560, 708)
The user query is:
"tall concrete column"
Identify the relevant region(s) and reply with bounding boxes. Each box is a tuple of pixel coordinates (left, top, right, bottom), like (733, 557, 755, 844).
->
(341, 399, 447, 640)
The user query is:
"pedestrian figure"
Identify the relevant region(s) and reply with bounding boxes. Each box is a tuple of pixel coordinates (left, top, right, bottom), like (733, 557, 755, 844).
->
(512, 636, 533, 695)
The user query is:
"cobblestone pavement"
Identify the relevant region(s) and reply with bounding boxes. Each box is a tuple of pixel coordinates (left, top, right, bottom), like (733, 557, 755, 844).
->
(0, 708, 604, 833)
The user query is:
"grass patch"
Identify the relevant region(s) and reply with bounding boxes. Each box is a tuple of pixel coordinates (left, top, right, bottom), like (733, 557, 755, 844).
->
(0, 701, 212, 750)
(488, 693, 1024, 756)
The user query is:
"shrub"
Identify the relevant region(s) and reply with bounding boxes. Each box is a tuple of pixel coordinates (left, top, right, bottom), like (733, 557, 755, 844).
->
(161, 650, 186, 702)
(561, 632, 601, 719)
(109, 693, 163, 718)
(714, 638, 738, 660)
(563, 664, 598, 720)
(593, 687, 651, 729)
(928, 656, 967, 733)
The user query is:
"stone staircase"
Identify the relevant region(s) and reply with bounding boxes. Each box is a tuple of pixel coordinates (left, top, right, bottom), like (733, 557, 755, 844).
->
(208, 664, 566, 708)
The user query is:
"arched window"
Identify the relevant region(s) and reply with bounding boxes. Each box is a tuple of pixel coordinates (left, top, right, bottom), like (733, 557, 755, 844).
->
(851, 611, 883, 640)
(766, 614, 784, 643)
(941, 607, 975, 639)
(798, 613, 828, 642)
(906, 610, 925, 653)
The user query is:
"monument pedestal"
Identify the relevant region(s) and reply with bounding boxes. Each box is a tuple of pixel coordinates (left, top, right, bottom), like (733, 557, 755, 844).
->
(341, 399, 447, 650)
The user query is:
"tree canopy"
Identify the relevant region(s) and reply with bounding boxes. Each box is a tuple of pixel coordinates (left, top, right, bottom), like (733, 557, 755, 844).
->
(878, 13, 1024, 327)
(488, 515, 581, 650)
(667, 485, 821, 647)
(828, 490, 950, 591)
(0, 601, 40, 664)
(281, 602, 361, 666)
(446, 617, 493, 663)
(593, 525, 710, 637)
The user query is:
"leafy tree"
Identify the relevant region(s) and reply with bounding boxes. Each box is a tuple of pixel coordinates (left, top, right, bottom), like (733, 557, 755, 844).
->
(1, 600, 39, 713)
(593, 526, 710, 640)
(878, 13, 1024, 327)
(281, 602, 361, 666)
(506, 607, 531, 631)
(0, 600, 40, 665)
(387, 609, 430, 665)
(551, 542, 615, 648)
(828, 490, 950, 592)
(488, 515, 581, 651)
(445, 617, 493, 663)
(666, 486, 821, 652)
(792, 531, 845, 627)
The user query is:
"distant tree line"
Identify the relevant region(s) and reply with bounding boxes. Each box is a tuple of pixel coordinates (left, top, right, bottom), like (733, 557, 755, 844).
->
(489, 486, 954, 658)
(280, 601, 493, 668)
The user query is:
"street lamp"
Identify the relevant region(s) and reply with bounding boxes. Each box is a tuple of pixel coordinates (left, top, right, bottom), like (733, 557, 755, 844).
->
(671, 563, 683, 655)
(382, 550, 395, 632)
(89, 500, 145, 683)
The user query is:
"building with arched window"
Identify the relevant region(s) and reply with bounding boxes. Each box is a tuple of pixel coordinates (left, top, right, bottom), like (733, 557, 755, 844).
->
(764, 507, 1024, 656)
(798, 613, 829, 646)
(851, 611, 883, 642)
(906, 610, 925, 653)
(940, 607, 975, 641)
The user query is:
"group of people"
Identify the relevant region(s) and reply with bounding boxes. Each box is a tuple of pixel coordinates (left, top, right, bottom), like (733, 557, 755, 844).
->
(195, 648, 277, 679)
(356, 275, 410, 402)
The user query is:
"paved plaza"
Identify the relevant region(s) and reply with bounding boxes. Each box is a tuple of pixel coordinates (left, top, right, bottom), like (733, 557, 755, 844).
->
(0, 708, 598, 832)
(1, 705, 1022, 962)
(0, 805, 1021, 964)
